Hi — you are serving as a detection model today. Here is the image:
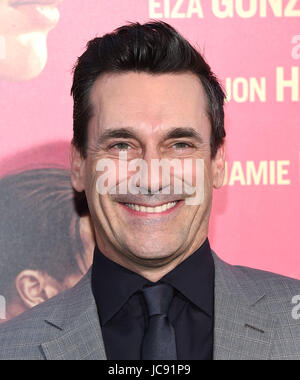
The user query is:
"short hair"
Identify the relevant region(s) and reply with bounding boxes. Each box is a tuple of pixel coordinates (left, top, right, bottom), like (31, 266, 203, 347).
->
(71, 20, 226, 159)
(0, 168, 86, 301)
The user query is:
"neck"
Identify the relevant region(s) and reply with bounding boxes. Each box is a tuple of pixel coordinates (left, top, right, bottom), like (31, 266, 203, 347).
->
(94, 234, 208, 283)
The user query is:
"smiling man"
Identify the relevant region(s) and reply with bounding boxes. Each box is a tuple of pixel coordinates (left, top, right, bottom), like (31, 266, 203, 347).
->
(72, 70, 221, 283)
(0, 21, 299, 361)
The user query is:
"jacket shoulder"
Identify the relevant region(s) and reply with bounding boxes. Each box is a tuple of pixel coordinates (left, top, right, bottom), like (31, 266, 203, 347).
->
(213, 251, 300, 317)
(229, 261, 300, 333)
(234, 263, 300, 297)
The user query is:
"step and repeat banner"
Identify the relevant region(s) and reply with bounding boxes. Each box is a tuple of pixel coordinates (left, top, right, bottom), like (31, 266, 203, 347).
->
(0, 0, 299, 321)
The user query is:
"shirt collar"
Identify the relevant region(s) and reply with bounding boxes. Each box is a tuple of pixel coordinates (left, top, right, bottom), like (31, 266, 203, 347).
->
(92, 238, 214, 326)
(162, 238, 214, 316)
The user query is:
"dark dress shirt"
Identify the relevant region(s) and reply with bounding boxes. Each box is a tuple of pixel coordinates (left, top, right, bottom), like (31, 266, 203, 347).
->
(91, 238, 215, 360)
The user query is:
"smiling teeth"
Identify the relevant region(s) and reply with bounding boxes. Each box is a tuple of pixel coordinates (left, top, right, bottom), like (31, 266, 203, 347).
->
(125, 202, 178, 213)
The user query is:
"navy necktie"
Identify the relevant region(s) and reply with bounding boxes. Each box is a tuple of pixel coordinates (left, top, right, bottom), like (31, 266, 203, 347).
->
(141, 283, 177, 360)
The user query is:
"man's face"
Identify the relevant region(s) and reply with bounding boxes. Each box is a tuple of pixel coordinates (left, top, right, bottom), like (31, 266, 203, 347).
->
(0, 0, 62, 80)
(72, 72, 225, 270)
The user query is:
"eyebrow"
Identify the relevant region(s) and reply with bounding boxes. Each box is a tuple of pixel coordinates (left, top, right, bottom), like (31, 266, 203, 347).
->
(97, 126, 204, 145)
(164, 128, 204, 144)
(96, 128, 137, 145)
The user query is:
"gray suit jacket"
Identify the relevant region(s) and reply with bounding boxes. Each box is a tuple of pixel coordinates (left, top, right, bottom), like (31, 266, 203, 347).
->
(0, 251, 299, 360)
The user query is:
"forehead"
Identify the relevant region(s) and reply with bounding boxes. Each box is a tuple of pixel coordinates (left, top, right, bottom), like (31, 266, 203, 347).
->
(89, 71, 210, 137)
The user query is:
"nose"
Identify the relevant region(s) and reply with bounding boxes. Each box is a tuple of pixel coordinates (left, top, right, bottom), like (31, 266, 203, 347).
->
(138, 145, 163, 194)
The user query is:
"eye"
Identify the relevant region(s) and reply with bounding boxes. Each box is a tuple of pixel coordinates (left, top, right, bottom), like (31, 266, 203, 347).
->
(172, 142, 192, 149)
(110, 142, 132, 151)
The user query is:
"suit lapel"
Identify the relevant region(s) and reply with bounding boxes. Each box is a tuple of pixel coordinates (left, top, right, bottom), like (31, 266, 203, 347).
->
(41, 304, 107, 360)
(213, 291, 278, 360)
(212, 252, 278, 360)
(40, 270, 107, 360)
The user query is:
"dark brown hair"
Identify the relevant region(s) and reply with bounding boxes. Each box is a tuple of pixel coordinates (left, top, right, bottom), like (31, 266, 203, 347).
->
(71, 21, 226, 158)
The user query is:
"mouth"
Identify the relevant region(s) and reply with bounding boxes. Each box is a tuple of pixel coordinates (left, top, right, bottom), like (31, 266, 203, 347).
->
(119, 200, 184, 216)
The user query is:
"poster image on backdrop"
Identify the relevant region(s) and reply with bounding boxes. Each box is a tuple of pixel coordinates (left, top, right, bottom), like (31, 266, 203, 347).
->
(0, 0, 63, 81)
(0, 145, 95, 322)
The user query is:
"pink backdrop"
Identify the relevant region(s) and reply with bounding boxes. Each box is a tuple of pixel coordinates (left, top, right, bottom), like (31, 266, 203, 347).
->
(0, 0, 299, 279)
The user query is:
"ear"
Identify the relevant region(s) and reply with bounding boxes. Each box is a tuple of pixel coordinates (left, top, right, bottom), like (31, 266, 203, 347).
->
(15, 270, 62, 309)
(212, 142, 226, 189)
(70, 142, 86, 192)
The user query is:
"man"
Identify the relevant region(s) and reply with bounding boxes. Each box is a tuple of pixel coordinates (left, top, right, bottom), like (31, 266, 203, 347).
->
(0, 0, 62, 81)
(0, 21, 299, 360)
(0, 168, 94, 322)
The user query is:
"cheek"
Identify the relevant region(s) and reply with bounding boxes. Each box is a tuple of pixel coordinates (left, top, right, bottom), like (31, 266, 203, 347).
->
(83, 163, 102, 208)
(184, 158, 213, 189)
(93, 158, 139, 196)
(85, 165, 116, 216)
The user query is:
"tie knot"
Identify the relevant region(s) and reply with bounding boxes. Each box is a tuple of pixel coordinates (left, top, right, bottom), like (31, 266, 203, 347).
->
(141, 283, 174, 317)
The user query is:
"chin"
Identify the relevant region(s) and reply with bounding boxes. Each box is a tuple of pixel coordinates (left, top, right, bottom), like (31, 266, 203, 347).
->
(0, 33, 48, 81)
(127, 242, 180, 263)
(122, 229, 184, 257)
